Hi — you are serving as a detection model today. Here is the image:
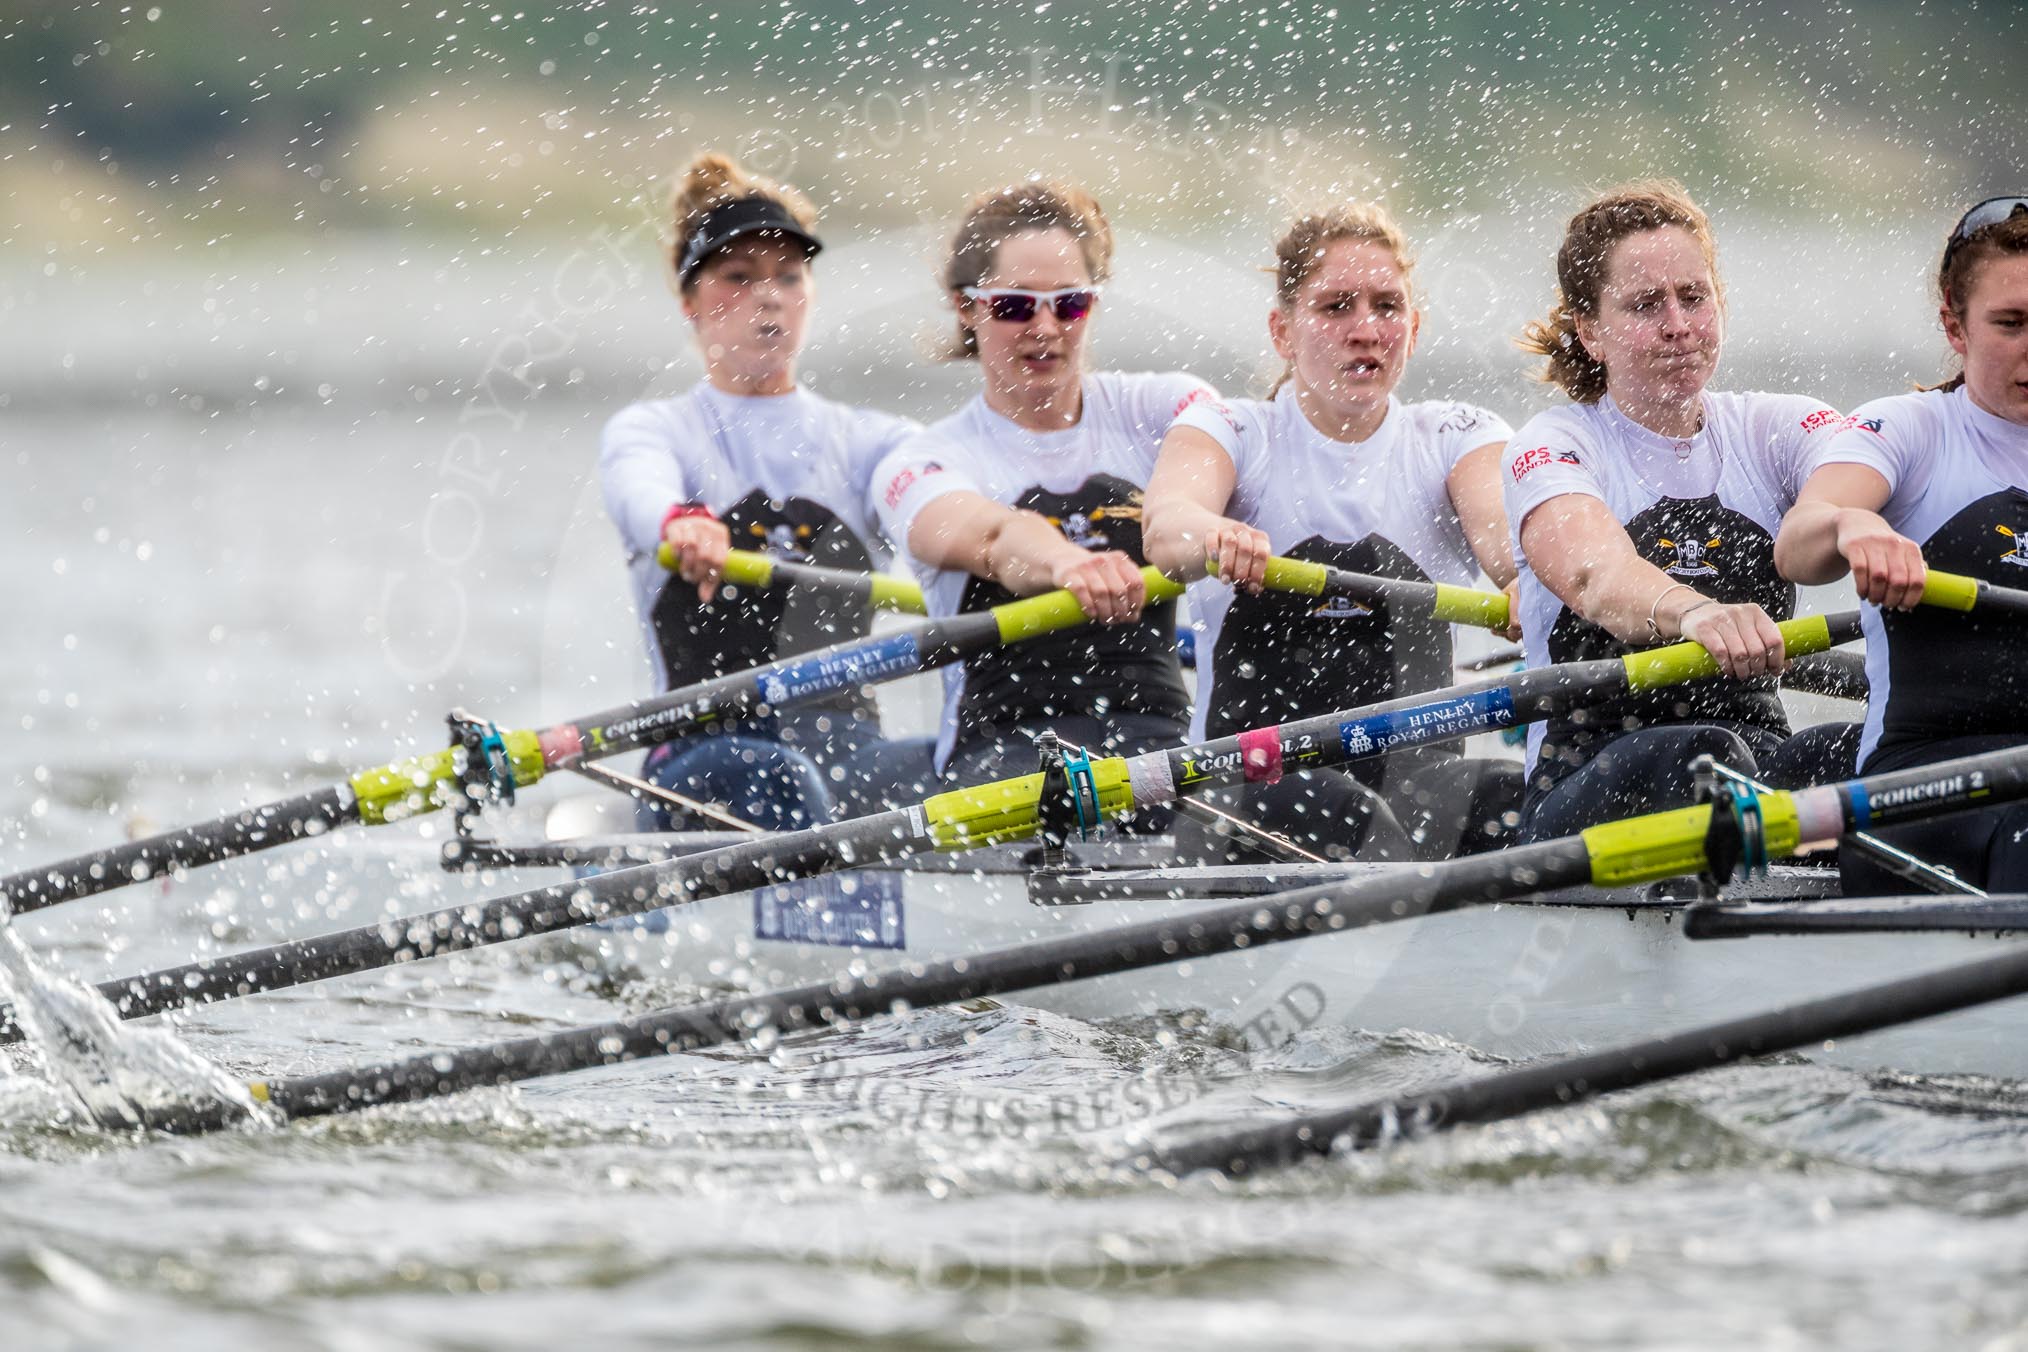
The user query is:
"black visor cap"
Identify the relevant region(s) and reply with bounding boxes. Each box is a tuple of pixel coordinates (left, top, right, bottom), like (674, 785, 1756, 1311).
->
(678, 196, 823, 285)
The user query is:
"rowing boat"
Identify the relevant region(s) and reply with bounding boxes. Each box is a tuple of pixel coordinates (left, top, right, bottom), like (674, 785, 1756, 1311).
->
(16, 559, 2028, 1149)
(518, 819, 2028, 1081)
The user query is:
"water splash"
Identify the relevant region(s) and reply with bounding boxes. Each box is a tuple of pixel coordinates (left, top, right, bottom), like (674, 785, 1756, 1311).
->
(0, 912, 272, 1134)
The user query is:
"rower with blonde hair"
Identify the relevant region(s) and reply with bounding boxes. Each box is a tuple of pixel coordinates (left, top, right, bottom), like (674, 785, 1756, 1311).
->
(1144, 203, 1522, 859)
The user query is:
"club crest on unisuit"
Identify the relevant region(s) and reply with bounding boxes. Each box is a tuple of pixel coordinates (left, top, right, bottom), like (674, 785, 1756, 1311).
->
(749, 519, 817, 561)
(1659, 535, 1721, 578)
(1048, 502, 1143, 550)
(1313, 594, 1374, 619)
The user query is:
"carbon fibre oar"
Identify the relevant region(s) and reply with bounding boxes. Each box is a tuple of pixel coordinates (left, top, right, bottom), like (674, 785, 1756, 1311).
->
(1214, 556, 1512, 631)
(1922, 568, 2028, 619)
(660, 545, 928, 616)
(1143, 948, 2028, 1179)
(1447, 634, 1864, 699)
(1240, 558, 2028, 644)
(0, 568, 1181, 914)
(142, 740, 2028, 1131)
(1780, 648, 1867, 702)
(5, 611, 1862, 1041)
(1683, 895, 2028, 937)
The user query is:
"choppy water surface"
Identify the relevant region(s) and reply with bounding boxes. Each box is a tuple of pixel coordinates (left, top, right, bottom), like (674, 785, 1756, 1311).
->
(6, 244, 2028, 1350)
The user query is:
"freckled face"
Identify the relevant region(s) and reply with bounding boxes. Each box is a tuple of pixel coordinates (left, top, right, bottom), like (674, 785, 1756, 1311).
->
(1574, 226, 1724, 409)
(1270, 237, 1418, 411)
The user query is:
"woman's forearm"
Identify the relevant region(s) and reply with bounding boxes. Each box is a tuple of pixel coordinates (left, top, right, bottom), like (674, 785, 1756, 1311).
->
(984, 511, 1090, 596)
(1774, 500, 1860, 585)
(1142, 497, 1233, 580)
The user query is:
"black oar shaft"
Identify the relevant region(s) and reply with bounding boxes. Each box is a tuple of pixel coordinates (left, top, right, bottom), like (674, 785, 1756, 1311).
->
(254, 839, 1598, 1120)
(1684, 896, 2028, 937)
(1780, 648, 1868, 702)
(0, 809, 919, 1043)
(1145, 942, 2028, 1178)
(1, 788, 354, 916)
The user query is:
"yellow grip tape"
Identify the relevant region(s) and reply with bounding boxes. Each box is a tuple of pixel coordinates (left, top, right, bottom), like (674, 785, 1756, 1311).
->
(1622, 613, 1835, 691)
(1581, 795, 1802, 888)
(655, 542, 775, 584)
(1432, 583, 1510, 630)
(1921, 571, 1980, 613)
(654, 546, 775, 587)
(719, 550, 775, 588)
(349, 728, 546, 826)
(1205, 555, 1330, 596)
(993, 567, 1184, 643)
(920, 757, 1135, 849)
(869, 574, 929, 615)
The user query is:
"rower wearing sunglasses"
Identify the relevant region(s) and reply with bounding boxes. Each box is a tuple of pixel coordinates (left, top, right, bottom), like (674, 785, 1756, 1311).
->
(872, 181, 1214, 796)
(598, 151, 932, 832)
(1143, 203, 1523, 861)
(1776, 194, 2028, 892)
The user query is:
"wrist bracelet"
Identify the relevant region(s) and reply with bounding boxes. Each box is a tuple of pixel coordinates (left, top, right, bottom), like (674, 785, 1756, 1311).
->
(1646, 582, 1700, 642)
(661, 502, 715, 534)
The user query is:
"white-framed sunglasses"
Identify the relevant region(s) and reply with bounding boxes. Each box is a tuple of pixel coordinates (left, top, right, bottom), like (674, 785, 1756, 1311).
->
(959, 286, 1102, 323)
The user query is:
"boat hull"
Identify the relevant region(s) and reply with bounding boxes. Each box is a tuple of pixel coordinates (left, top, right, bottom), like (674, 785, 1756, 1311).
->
(582, 859, 2028, 1080)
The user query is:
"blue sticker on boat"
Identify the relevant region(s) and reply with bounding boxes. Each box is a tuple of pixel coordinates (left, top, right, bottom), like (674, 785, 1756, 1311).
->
(753, 872, 906, 950)
(1339, 687, 1518, 758)
(754, 632, 924, 707)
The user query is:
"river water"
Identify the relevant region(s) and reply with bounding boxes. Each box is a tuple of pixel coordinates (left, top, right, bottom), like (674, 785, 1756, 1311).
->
(4, 230, 2026, 1349)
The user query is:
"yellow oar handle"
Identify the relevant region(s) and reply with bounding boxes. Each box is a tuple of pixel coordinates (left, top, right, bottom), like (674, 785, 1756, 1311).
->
(1208, 555, 1512, 631)
(718, 549, 776, 589)
(1430, 584, 1511, 629)
(654, 543, 778, 581)
(992, 566, 1186, 642)
(1921, 569, 2028, 619)
(1922, 570, 1980, 612)
(867, 573, 929, 614)
(1583, 796, 1804, 888)
(654, 546, 929, 615)
(1622, 613, 1842, 691)
(349, 729, 548, 827)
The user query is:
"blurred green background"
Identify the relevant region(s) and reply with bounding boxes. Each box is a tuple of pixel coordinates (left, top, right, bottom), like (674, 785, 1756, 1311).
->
(4, 0, 2021, 252)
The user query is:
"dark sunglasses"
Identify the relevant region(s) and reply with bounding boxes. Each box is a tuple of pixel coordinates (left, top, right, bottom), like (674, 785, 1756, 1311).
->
(1945, 195, 2028, 263)
(960, 286, 1101, 323)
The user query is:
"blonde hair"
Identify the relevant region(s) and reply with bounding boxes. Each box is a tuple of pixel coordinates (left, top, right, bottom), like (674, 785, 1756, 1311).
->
(938, 180, 1114, 360)
(1517, 180, 1721, 403)
(1924, 205, 2028, 393)
(1268, 203, 1417, 395)
(666, 151, 818, 293)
